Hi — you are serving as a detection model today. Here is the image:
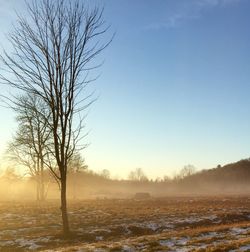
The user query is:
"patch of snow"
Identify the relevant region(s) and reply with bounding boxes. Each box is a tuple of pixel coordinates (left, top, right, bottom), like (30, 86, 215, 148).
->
(205, 215, 217, 221)
(0, 229, 17, 237)
(147, 222, 159, 231)
(122, 225, 132, 235)
(199, 231, 218, 239)
(16, 238, 43, 250)
(13, 236, 51, 250)
(159, 239, 175, 247)
(198, 244, 209, 249)
(175, 216, 202, 224)
(96, 236, 103, 241)
(90, 228, 111, 234)
(230, 227, 247, 235)
(176, 237, 189, 246)
(162, 223, 175, 231)
(136, 243, 147, 250)
(28, 243, 42, 250)
(1, 213, 20, 219)
(159, 237, 191, 249)
(238, 244, 250, 251)
(0, 240, 15, 246)
(37, 237, 51, 243)
(122, 245, 135, 252)
(177, 248, 192, 252)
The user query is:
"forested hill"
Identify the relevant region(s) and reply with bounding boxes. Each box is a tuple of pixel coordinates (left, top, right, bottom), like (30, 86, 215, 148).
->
(179, 159, 250, 194)
(188, 159, 250, 183)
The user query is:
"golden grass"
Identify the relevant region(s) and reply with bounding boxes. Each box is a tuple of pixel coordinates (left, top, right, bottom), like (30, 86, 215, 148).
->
(0, 197, 249, 251)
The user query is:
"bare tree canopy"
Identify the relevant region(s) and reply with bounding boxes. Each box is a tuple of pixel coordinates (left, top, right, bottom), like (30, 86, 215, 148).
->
(0, 0, 112, 236)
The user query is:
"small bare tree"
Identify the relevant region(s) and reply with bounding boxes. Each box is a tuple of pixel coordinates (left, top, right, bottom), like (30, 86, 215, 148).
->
(179, 164, 196, 179)
(68, 152, 87, 200)
(100, 169, 111, 179)
(8, 94, 51, 201)
(0, 0, 111, 235)
(128, 168, 148, 182)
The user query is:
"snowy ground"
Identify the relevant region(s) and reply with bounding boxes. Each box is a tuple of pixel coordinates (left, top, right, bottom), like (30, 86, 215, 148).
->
(0, 197, 250, 251)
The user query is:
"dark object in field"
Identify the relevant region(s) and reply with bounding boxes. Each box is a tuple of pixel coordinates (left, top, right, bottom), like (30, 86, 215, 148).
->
(134, 192, 151, 199)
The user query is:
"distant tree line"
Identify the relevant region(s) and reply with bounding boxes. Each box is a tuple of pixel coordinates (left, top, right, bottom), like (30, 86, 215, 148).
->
(1, 159, 250, 199)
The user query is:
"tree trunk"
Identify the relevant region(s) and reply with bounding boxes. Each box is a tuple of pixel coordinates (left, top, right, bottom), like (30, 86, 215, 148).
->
(36, 159, 40, 201)
(40, 159, 45, 201)
(61, 175, 70, 236)
(40, 179, 45, 201)
(36, 178, 40, 201)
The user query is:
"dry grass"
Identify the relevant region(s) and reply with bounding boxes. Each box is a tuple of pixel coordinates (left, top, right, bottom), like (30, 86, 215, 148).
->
(0, 196, 250, 251)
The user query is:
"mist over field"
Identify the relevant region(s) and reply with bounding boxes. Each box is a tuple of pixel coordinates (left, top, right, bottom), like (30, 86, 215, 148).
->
(1, 159, 250, 202)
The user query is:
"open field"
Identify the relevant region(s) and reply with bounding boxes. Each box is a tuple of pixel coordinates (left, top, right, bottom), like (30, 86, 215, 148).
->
(0, 197, 250, 251)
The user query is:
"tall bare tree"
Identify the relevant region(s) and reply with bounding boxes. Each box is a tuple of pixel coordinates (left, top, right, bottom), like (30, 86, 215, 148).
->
(0, 0, 111, 235)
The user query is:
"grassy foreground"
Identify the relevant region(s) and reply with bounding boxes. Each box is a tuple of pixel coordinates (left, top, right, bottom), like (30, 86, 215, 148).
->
(0, 196, 250, 251)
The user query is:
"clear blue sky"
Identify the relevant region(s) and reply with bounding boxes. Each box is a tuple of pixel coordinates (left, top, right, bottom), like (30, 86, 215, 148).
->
(1, 0, 250, 179)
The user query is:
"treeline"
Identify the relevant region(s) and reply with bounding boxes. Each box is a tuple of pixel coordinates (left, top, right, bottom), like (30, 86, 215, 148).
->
(1, 158, 250, 199)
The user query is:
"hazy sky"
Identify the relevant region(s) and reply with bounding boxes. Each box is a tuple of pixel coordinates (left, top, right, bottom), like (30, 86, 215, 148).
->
(1, 0, 250, 179)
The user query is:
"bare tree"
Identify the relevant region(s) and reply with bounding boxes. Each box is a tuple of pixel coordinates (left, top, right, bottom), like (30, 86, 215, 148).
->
(128, 168, 148, 182)
(68, 151, 88, 173)
(68, 151, 87, 200)
(0, 0, 111, 235)
(179, 164, 196, 179)
(100, 169, 110, 179)
(163, 175, 171, 183)
(7, 94, 51, 201)
(0, 167, 22, 200)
